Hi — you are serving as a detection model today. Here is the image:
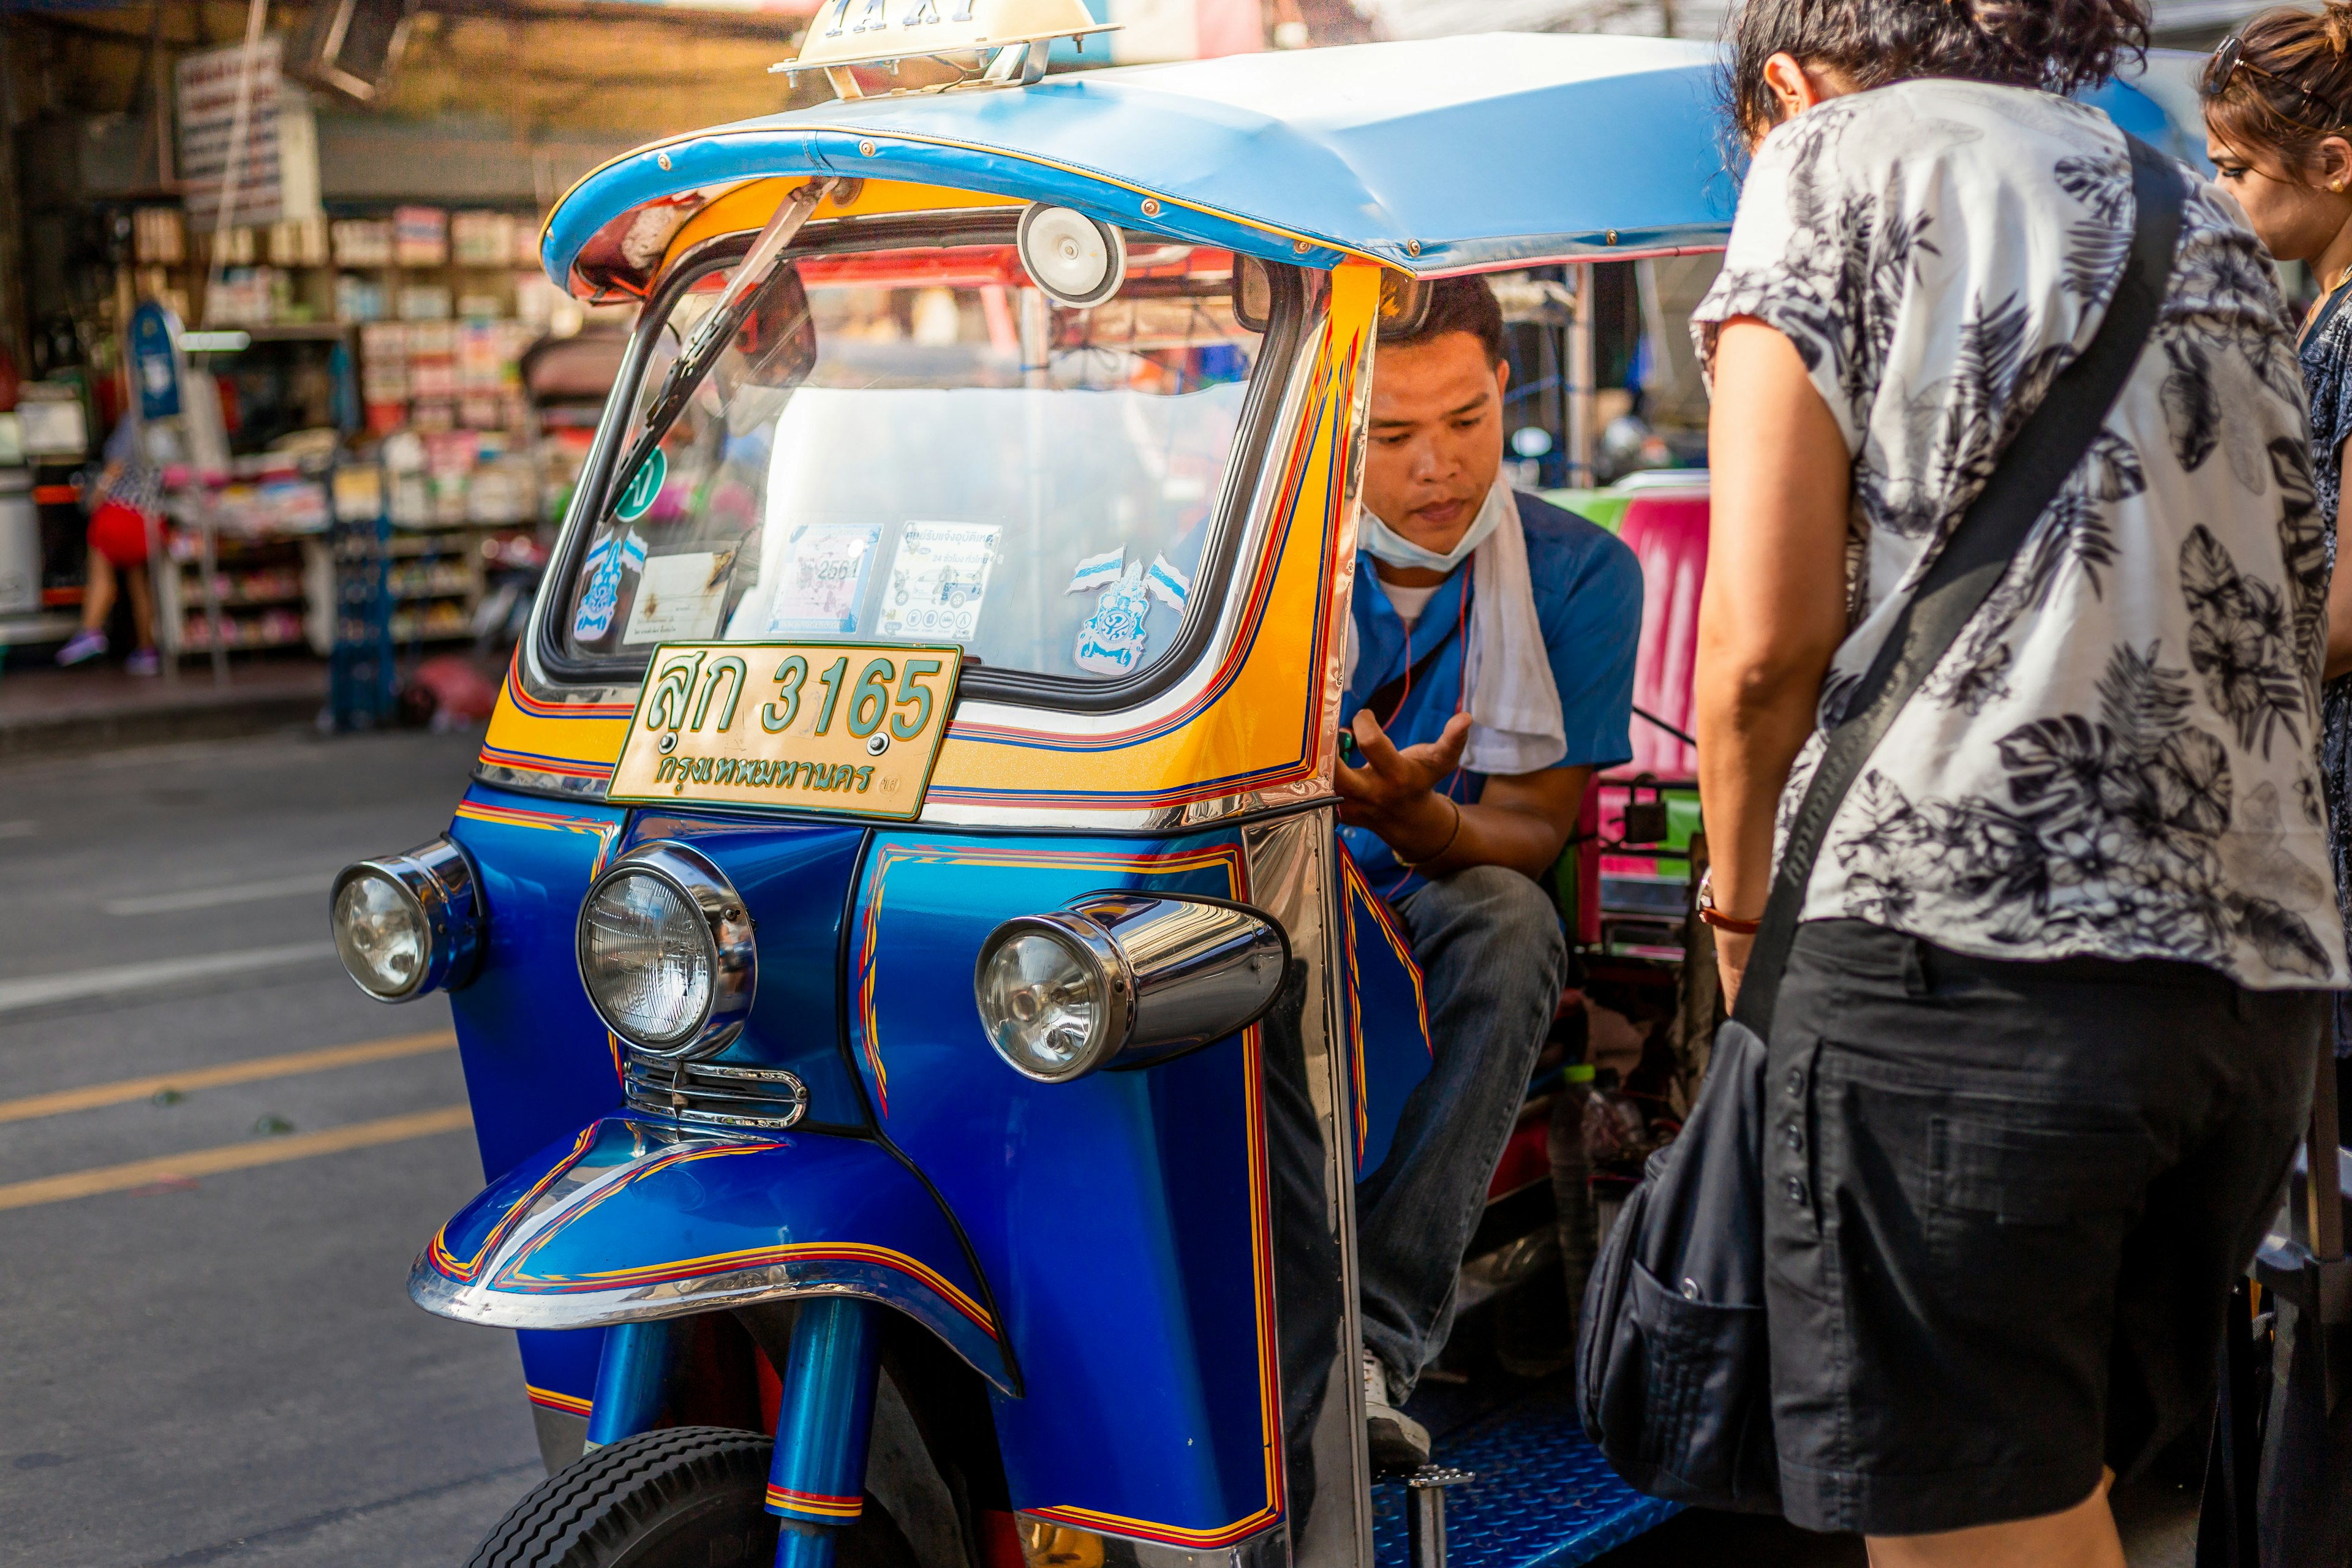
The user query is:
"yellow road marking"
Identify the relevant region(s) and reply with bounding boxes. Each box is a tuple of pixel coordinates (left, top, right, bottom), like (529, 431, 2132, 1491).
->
(0, 1029, 458, 1125)
(0, 1104, 474, 1212)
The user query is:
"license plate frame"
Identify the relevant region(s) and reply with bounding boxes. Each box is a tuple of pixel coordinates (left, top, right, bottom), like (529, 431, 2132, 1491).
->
(605, 641, 963, 821)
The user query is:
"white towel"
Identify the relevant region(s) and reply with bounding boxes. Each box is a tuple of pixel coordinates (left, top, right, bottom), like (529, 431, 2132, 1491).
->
(1346, 480, 1567, 777)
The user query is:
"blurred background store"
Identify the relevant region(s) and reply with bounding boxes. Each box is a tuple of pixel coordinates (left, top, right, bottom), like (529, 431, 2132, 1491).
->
(0, 0, 2264, 750)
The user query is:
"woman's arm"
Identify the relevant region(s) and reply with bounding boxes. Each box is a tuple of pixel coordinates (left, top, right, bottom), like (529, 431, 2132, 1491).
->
(1695, 319, 1854, 1004)
(2328, 441, 2352, 682)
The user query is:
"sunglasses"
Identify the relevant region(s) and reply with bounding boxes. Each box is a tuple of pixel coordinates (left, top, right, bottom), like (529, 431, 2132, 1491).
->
(2205, 34, 2348, 134)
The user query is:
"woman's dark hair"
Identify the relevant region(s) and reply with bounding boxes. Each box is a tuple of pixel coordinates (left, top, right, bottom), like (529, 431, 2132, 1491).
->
(1726, 0, 2150, 142)
(2201, 4, 2352, 181)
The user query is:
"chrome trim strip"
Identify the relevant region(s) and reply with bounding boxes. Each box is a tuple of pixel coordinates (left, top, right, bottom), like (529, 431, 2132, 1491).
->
(473, 761, 614, 801)
(1243, 809, 1368, 1568)
(414, 1240, 925, 1332)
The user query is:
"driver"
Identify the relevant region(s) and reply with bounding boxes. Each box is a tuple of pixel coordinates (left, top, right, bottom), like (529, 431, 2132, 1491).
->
(1339, 277, 1642, 1467)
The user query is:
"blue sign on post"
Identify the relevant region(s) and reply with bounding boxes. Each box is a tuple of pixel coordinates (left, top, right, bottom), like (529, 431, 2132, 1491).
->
(129, 301, 184, 421)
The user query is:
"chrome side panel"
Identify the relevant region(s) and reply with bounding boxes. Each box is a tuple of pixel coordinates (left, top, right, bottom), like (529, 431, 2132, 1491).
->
(1244, 809, 1368, 1568)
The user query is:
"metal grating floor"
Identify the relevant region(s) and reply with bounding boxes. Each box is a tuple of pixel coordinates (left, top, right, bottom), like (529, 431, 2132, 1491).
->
(1371, 1393, 1679, 1568)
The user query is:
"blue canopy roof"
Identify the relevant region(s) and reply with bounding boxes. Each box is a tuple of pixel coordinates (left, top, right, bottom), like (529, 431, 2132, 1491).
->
(542, 33, 1741, 287)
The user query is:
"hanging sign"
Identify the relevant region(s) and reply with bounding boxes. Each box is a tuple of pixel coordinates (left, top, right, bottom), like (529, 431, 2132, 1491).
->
(176, 39, 323, 230)
(129, 301, 185, 422)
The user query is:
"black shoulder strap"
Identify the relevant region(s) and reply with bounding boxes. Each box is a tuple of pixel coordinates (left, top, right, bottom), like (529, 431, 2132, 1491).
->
(1732, 134, 2187, 1033)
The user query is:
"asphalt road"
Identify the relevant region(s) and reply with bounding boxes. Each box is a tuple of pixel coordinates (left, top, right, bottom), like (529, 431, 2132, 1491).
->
(0, 725, 2204, 1567)
(0, 726, 533, 1568)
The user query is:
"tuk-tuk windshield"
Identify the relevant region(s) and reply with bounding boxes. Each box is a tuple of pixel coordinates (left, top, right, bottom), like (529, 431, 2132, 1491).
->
(560, 238, 1269, 685)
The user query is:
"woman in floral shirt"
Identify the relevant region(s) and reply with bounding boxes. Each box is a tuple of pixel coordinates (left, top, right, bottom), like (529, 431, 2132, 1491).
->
(1695, 0, 2340, 1558)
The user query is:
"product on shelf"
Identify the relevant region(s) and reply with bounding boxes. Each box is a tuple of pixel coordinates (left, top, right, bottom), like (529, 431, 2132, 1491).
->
(331, 219, 394, 267)
(393, 206, 449, 268)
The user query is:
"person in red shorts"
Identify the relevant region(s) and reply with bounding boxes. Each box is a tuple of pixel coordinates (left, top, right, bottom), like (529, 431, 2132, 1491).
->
(56, 420, 160, 676)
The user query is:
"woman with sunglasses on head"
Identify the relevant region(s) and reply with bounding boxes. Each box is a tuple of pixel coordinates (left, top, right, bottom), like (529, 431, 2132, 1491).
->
(2204, 7, 2352, 1139)
(1695, 1, 2342, 1562)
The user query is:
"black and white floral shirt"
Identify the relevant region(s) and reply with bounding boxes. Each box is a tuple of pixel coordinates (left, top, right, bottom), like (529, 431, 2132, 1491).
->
(1693, 79, 2349, 990)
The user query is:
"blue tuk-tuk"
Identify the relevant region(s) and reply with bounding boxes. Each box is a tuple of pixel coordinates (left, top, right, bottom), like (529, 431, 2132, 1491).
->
(327, 16, 1735, 1568)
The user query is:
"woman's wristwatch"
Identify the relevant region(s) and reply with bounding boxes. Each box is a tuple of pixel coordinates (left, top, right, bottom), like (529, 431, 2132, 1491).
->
(1695, 870, 1762, 935)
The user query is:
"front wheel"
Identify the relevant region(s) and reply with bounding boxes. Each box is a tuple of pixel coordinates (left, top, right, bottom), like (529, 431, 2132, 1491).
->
(467, 1426, 920, 1568)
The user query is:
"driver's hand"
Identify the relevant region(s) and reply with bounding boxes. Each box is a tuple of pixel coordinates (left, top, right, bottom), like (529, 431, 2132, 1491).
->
(1335, 709, 1470, 860)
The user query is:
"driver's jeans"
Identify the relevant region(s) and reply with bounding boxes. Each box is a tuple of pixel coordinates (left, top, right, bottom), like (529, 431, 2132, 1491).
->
(1357, 864, 1568, 1400)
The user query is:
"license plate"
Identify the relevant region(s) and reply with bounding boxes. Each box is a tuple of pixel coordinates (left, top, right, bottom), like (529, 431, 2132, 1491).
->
(606, 642, 963, 820)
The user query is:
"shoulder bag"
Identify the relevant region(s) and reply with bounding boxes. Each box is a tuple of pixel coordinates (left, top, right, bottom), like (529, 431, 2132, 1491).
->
(1574, 133, 2187, 1513)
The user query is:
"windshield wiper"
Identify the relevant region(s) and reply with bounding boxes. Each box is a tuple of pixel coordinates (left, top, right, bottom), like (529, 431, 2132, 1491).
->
(597, 176, 840, 532)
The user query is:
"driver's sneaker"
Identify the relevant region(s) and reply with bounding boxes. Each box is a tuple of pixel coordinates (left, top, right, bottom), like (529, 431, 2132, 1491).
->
(1362, 1352, 1430, 1471)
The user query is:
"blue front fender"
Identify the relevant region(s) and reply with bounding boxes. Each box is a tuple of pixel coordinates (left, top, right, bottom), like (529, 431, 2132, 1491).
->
(410, 1117, 1013, 1394)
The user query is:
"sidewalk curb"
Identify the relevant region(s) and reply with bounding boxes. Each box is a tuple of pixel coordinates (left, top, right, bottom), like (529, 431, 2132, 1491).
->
(0, 688, 325, 760)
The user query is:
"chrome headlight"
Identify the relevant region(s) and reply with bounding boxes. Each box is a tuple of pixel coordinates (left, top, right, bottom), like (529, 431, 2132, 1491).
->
(577, 841, 754, 1059)
(973, 894, 1288, 1084)
(331, 837, 484, 1002)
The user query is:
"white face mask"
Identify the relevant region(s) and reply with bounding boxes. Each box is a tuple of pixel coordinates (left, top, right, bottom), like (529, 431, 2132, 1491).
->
(1358, 480, 1512, 571)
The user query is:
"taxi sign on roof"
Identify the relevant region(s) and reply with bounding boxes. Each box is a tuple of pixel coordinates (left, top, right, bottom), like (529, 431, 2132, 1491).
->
(786, 0, 1117, 90)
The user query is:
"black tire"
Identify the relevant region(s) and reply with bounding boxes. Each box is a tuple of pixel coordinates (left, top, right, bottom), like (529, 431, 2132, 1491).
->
(467, 1425, 921, 1568)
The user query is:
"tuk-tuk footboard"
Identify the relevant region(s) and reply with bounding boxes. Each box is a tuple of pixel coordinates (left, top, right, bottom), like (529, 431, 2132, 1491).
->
(409, 1115, 1014, 1394)
(1368, 1390, 1677, 1568)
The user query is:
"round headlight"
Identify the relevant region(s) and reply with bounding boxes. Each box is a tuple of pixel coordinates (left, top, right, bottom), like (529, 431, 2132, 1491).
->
(330, 837, 483, 1003)
(334, 869, 429, 1000)
(582, 873, 711, 1047)
(577, 842, 754, 1058)
(973, 916, 1130, 1083)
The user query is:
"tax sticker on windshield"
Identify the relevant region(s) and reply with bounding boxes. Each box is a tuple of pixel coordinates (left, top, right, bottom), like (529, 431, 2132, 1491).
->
(767, 524, 880, 637)
(606, 641, 963, 821)
(880, 521, 998, 641)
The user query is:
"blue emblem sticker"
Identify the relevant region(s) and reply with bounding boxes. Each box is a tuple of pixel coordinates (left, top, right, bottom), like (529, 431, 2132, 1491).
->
(573, 529, 647, 641)
(1074, 564, 1153, 677)
(614, 448, 667, 523)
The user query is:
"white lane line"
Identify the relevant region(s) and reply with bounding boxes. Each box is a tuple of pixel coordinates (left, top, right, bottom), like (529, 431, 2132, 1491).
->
(0, 821, 34, 839)
(102, 874, 330, 917)
(0, 943, 338, 1015)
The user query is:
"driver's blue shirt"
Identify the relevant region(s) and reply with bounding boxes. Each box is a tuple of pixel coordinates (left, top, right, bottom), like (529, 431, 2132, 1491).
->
(1340, 491, 1642, 902)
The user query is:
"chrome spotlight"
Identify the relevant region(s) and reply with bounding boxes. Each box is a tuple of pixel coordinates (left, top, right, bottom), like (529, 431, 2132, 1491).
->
(974, 894, 1288, 1084)
(331, 837, 484, 1002)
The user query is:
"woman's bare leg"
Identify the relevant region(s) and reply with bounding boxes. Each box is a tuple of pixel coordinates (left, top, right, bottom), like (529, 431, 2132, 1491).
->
(124, 560, 155, 650)
(81, 549, 116, 631)
(1866, 1472, 2124, 1568)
